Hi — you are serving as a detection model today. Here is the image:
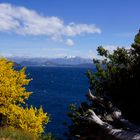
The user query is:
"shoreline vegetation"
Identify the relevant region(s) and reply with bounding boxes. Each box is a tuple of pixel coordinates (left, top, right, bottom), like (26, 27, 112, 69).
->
(0, 127, 37, 140)
(0, 128, 54, 140)
(68, 30, 140, 140)
(0, 59, 52, 140)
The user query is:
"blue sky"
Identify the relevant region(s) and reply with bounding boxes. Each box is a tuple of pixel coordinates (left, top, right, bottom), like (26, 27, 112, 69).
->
(0, 0, 139, 58)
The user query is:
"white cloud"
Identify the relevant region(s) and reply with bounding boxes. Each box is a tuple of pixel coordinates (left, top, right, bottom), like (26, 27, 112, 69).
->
(0, 3, 101, 45)
(65, 39, 74, 46)
(63, 23, 101, 36)
(104, 45, 118, 52)
(88, 49, 99, 59)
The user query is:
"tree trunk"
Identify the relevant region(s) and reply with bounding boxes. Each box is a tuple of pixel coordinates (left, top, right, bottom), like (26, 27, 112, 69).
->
(84, 90, 140, 140)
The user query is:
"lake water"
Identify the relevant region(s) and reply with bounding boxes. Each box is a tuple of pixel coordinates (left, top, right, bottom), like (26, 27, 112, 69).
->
(26, 67, 92, 138)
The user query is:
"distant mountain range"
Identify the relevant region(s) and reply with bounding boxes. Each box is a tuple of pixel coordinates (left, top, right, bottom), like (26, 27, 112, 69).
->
(7, 56, 94, 67)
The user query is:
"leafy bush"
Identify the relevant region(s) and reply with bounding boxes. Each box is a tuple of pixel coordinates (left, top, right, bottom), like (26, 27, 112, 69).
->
(0, 58, 49, 136)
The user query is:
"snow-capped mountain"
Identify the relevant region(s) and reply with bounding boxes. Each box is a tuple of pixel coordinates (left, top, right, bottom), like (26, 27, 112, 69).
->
(7, 56, 94, 67)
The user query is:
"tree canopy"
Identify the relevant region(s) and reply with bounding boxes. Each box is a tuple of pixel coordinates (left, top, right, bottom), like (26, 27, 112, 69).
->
(68, 30, 140, 139)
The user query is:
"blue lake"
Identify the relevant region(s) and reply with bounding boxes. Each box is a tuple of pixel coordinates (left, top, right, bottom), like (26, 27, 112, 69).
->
(26, 67, 93, 138)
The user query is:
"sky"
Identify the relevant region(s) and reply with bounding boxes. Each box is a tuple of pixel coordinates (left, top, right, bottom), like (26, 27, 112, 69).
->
(0, 0, 139, 58)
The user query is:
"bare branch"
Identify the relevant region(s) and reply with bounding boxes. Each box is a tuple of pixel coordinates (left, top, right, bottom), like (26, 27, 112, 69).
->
(85, 109, 140, 140)
(87, 89, 122, 120)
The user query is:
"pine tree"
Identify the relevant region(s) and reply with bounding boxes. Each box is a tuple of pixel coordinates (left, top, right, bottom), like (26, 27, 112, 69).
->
(68, 30, 140, 140)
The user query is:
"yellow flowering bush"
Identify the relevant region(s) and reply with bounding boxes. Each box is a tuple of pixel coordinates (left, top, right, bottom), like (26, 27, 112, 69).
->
(0, 58, 49, 136)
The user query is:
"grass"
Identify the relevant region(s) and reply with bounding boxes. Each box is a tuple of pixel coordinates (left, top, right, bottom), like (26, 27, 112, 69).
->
(0, 128, 55, 140)
(0, 127, 38, 140)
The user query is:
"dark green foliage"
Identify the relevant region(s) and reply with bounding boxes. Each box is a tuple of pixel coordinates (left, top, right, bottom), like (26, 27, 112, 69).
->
(68, 30, 140, 139)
